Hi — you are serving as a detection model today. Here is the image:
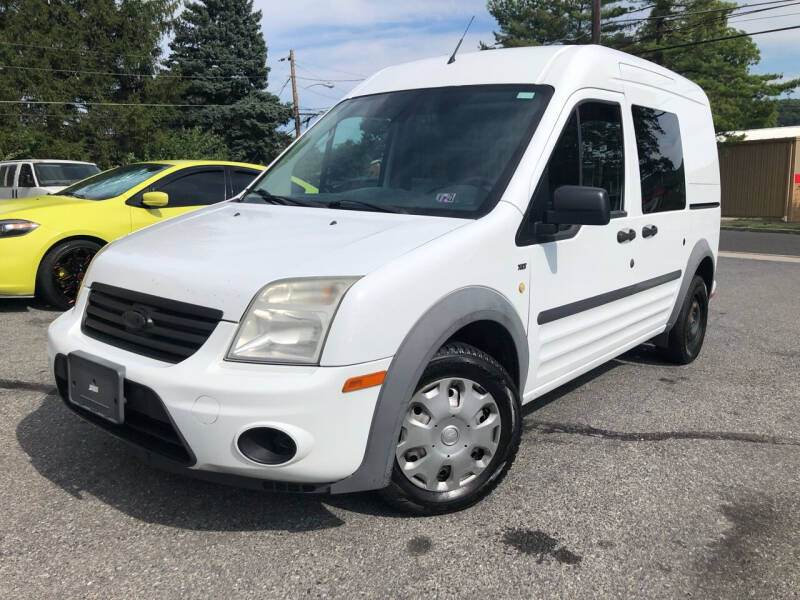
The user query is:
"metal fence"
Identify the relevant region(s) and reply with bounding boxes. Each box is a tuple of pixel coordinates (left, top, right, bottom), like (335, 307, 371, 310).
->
(718, 138, 797, 220)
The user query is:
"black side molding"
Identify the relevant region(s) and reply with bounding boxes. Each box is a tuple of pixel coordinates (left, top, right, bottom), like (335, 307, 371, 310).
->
(537, 270, 682, 325)
(689, 202, 720, 210)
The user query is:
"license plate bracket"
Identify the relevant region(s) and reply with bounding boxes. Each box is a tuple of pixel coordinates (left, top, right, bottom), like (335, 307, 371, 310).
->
(68, 351, 126, 424)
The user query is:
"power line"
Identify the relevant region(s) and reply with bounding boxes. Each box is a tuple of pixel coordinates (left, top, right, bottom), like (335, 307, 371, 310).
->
(0, 63, 264, 81)
(294, 75, 364, 83)
(608, 0, 794, 26)
(637, 23, 800, 53)
(293, 60, 367, 80)
(0, 100, 239, 108)
(622, 1, 800, 46)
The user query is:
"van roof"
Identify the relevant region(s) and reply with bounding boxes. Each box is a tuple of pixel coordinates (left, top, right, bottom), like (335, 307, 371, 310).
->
(347, 45, 708, 106)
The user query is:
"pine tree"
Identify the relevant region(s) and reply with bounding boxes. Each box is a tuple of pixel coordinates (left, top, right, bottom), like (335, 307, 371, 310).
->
(166, 0, 292, 164)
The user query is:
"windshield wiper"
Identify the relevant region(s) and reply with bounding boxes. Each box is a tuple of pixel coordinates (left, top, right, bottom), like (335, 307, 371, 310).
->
(327, 199, 407, 214)
(243, 189, 323, 208)
(59, 191, 86, 198)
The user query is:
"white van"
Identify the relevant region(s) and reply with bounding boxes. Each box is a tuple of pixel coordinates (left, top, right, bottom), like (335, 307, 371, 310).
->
(0, 159, 100, 199)
(47, 46, 720, 513)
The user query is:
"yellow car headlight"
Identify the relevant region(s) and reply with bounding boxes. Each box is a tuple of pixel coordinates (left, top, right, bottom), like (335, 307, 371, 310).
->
(0, 219, 39, 237)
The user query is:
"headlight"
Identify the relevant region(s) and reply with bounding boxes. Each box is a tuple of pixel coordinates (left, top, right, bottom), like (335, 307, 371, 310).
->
(0, 219, 39, 237)
(227, 277, 359, 364)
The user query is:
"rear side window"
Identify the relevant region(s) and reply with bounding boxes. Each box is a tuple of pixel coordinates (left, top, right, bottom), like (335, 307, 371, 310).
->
(230, 169, 260, 195)
(632, 106, 686, 213)
(18, 164, 35, 187)
(519, 100, 624, 242)
(156, 169, 225, 207)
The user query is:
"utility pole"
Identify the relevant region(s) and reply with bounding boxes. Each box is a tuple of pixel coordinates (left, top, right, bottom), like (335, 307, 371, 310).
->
(592, 0, 601, 44)
(288, 49, 301, 138)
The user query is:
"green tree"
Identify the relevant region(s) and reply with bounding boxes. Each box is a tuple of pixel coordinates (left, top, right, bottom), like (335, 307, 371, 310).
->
(166, 0, 293, 164)
(485, 0, 800, 132)
(629, 0, 799, 132)
(776, 98, 800, 127)
(0, 0, 178, 166)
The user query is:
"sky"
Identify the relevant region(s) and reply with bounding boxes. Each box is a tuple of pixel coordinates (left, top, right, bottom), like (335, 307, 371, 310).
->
(255, 0, 800, 114)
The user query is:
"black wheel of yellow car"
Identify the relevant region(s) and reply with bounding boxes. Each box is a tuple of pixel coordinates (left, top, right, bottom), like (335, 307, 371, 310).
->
(36, 239, 102, 310)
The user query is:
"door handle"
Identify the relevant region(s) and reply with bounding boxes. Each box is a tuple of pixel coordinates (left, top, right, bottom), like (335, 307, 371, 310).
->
(617, 228, 636, 243)
(642, 225, 658, 238)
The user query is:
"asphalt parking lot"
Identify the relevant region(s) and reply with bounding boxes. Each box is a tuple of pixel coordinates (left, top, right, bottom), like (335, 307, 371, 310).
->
(1, 250, 799, 599)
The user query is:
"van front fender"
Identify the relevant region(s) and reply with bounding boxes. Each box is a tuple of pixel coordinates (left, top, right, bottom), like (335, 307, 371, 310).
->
(330, 286, 528, 494)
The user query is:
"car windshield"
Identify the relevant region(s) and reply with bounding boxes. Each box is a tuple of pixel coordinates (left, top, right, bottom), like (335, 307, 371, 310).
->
(58, 163, 169, 200)
(33, 162, 100, 187)
(245, 84, 552, 218)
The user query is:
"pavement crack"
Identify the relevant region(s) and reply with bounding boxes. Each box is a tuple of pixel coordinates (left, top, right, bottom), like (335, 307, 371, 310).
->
(0, 379, 56, 394)
(525, 420, 800, 447)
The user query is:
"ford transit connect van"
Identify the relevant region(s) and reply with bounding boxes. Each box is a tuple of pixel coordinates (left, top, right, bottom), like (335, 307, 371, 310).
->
(0, 160, 100, 199)
(48, 46, 720, 514)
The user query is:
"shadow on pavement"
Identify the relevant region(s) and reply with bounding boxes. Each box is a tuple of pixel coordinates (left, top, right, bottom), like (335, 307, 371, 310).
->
(0, 298, 60, 313)
(17, 346, 659, 529)
(15, 394, 397, 532)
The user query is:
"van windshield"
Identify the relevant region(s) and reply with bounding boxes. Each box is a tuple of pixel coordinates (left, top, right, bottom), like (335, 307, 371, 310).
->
(34, 162, 100, 187)
(58, 163, 169, 200)
(244, 85, 552, 218)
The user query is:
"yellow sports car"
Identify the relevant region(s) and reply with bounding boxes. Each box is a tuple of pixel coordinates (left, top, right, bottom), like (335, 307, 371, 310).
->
(0, 160, 264, 309)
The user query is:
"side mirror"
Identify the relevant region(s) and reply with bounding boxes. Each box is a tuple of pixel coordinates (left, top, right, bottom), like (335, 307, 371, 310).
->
(546, 185, 610, 226)
(141, 191, 168, 208)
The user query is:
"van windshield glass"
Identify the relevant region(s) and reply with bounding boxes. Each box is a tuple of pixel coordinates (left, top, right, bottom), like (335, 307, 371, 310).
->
(245, 85, 552, 217)
(58, 163, 169, 200)
(34, 163, 100, 187)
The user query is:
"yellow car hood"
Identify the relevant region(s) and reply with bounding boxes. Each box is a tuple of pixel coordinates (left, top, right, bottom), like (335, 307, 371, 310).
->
(0, 195, 89, 219)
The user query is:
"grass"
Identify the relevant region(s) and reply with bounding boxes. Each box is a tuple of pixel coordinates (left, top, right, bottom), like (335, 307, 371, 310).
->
(721, 218, 800, 232)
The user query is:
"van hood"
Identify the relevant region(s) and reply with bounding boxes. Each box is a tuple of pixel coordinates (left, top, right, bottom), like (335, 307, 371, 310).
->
(86, 202, 467, 320)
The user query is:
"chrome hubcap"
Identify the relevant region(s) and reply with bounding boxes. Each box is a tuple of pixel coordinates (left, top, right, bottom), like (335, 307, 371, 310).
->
(396, 377, 501, 492)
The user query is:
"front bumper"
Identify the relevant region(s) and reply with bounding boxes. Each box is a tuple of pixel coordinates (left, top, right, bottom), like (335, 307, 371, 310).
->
(47, 293, 391, 487)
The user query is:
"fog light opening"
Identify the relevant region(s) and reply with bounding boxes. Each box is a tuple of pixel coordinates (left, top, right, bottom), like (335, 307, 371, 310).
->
(237, 427, 297, 465)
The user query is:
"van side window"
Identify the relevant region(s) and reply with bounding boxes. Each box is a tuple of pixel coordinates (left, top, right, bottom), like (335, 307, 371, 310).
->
(632, 106, 686, 213)
(518, 101, 624, 243)
(18, 164, 35, 187)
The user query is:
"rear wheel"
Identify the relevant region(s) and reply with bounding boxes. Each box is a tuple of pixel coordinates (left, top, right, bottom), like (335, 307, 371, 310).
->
(37, 239, 101, 310)
(380, 342, 521, 515)
(659, 275, 709, 364)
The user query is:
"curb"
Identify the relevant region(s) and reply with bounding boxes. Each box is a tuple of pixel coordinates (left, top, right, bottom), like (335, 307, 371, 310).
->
(720, 226, 800, 236)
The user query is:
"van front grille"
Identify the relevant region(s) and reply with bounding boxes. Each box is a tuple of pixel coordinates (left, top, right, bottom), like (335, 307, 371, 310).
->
(81, 282, 223, 364)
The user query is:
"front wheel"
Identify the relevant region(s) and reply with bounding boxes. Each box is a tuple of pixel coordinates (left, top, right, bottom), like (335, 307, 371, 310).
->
(380, 342, 521, 515)
(36, 239, 101, 310)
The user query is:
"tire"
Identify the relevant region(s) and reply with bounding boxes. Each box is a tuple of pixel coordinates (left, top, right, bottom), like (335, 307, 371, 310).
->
(36, 239, 102, 310)
(659, 275, 709, 365)
(379, 342, 521, 515)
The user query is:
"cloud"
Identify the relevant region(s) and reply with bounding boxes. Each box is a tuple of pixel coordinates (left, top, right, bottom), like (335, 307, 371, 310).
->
(257, 0, 800, 107)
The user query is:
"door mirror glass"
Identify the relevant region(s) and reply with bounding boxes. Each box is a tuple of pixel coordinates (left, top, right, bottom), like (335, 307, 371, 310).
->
(546, 185, 610, 226)
(142, 191, 169, 208)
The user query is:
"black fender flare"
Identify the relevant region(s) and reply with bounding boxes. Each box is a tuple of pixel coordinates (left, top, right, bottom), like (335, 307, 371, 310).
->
(330, 286, 529, 494)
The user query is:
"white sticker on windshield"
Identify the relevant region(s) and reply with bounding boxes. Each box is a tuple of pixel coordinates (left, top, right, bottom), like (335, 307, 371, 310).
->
(516, 91, 536, 99)
(436, 193, 456, 204)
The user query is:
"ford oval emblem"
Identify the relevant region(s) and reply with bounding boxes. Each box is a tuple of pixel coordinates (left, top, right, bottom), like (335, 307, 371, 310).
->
(122, 309, 152, 332)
